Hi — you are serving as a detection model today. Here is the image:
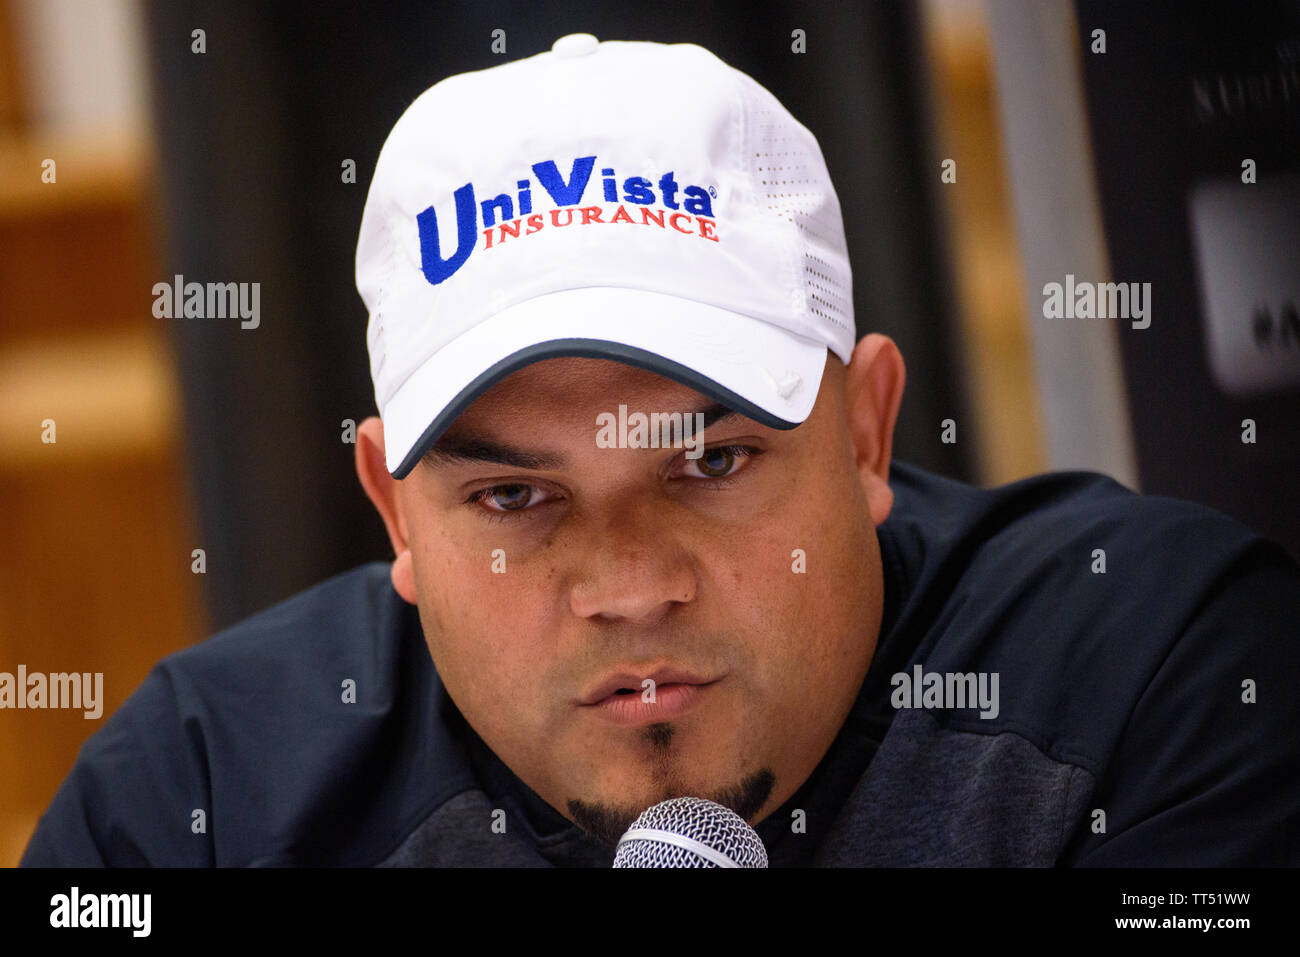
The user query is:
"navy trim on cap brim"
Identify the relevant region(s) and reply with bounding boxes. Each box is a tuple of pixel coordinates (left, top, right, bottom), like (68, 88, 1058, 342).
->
(390, 338, 808, 478)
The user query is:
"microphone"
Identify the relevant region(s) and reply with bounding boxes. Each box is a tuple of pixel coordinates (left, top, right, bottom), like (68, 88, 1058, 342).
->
(612, 797, 769, 867)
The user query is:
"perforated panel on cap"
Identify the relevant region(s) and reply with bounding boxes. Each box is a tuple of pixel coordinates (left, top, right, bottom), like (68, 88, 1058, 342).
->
(739, 74, 855, 344)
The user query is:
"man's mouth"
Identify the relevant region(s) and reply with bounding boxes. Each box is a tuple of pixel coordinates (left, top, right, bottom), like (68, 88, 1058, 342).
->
(579, 665, 719, 706)
(587, 681, 719, 725)
(578, 665, 723, 726)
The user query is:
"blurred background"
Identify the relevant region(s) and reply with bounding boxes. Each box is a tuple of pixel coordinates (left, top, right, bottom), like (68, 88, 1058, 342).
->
(1, 0, 1296, 865)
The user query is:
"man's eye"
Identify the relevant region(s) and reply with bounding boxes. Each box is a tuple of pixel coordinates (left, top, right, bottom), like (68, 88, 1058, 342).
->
(679, 445, 760, 480)
(466, 483, 544, 513)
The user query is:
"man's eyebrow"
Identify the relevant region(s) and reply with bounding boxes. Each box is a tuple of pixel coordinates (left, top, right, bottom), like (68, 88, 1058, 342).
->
(419, 400, 747, 471)
(696, 401, 745, 430)
(421, 437, 564, 471)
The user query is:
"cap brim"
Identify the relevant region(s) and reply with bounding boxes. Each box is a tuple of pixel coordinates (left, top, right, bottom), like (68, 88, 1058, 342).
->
(382, 286, 830, 477)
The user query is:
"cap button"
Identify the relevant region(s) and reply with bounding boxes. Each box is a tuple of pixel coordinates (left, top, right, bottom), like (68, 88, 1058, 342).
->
(552, 33, 599, 58)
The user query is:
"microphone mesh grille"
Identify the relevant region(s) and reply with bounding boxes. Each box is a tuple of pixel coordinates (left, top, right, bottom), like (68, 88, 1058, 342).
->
(612, 797, 769, 868)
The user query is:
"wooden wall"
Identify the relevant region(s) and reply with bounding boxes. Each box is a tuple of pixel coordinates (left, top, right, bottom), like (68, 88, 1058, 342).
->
(0, 0, 204, 867)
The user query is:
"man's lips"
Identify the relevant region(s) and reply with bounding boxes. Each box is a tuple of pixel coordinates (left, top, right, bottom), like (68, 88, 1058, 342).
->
(586, 680, 719, 726)
(579, 666, 719, 706)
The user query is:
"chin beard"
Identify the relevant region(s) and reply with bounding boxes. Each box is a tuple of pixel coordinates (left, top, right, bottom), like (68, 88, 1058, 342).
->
(566, 766, 776, 848)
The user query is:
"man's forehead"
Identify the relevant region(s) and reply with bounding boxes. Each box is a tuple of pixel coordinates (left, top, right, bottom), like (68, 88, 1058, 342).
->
(449, 356, 722, 427)
(414, 356, 758, 472)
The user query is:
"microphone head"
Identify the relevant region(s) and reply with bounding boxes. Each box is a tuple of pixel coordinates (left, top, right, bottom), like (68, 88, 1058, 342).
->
(612, 796, 769, 868)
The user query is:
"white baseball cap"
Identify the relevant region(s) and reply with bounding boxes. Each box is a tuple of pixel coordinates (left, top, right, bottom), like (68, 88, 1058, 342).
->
(356, 33, 855, 478)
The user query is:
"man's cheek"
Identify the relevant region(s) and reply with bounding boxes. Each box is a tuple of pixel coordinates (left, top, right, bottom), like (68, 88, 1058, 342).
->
(758, 531, 849, 672)
(717, 524, 819, 613)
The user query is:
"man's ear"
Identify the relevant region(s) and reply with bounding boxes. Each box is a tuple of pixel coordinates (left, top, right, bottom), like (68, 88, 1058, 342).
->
(355, 416, 418, 604)
(843, 334, 906, 526)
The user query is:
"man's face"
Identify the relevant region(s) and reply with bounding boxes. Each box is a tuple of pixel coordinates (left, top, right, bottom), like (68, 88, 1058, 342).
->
(367, 348, 897, 846)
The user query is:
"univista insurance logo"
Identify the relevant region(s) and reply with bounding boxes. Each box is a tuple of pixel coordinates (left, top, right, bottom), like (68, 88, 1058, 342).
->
(417, 155, 718, 284)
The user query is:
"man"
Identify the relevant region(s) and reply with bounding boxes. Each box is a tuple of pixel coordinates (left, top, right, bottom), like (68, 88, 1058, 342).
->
(23, 34, 1300, 867)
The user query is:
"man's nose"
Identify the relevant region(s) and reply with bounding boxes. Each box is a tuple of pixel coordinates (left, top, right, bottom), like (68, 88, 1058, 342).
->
(567, 500, 697, 623)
